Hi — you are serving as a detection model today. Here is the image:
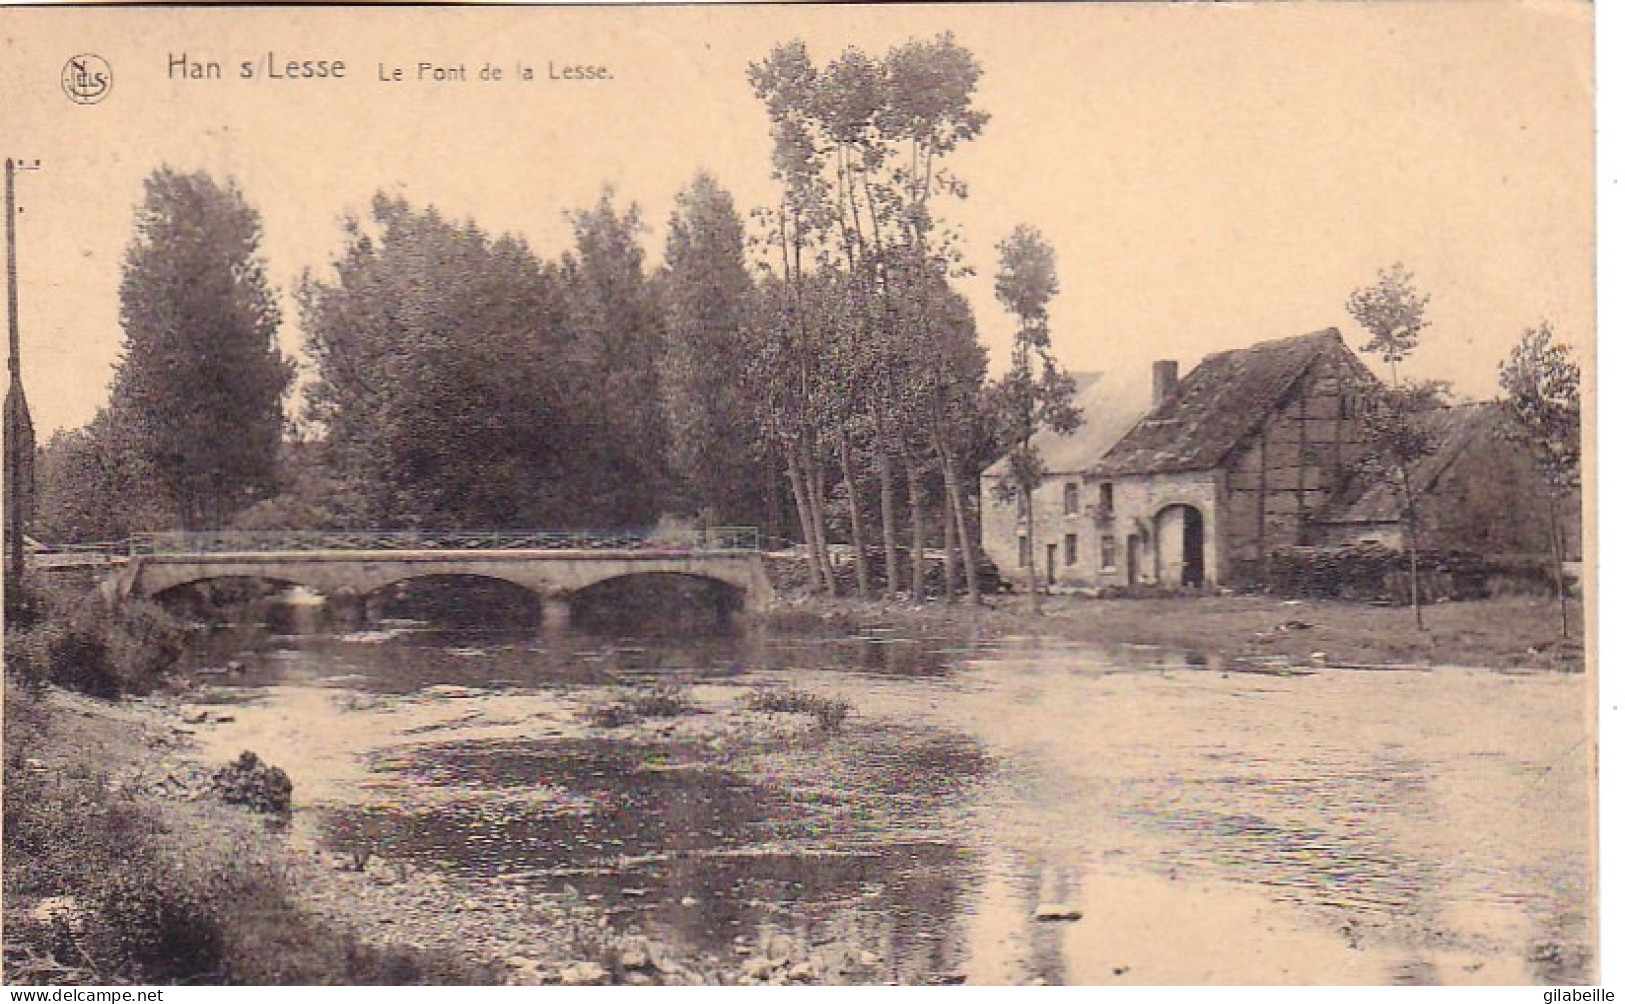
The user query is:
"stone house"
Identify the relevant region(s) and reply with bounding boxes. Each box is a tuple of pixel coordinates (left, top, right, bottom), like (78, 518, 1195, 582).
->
(981, 328, 1386, 589)
(979, 365, 1154, 590)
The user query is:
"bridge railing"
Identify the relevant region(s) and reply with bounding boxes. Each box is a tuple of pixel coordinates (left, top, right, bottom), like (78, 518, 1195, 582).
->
(127, 527, 761, 556)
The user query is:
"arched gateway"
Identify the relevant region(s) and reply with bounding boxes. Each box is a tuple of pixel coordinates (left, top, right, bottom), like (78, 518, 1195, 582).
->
(1153, 504, 1206, 587)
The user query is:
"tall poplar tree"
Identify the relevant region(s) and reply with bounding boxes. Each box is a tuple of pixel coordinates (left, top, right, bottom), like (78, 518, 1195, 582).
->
(991, 225, 1079, 612)
(562, 190, 672, 526)
(1347, 262, 1436, 629)
(1498, 321, 1581, 638)
(659, 173, 761, 524)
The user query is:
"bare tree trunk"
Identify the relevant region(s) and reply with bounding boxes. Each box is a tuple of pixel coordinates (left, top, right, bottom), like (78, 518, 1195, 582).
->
(764, 450, 783, 547)
(1549, 488, 1570, 639)
(786, 457, 822, 593)
(1023, 487, 1041, 615)
(1397, 464, 1424, 631)
(941, 491, 960, 604)
(939, 440, 981, 607)
(1385, 359, 1425, 631)
(874, 412, 902, 597)
(805, 439, 838, 594)
(906, 460, 927, 602)
(837, 427, 871, 599)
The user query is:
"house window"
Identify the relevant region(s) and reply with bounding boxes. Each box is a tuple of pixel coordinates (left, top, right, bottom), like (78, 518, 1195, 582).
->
(1100, 534, 1117, 571)
(1098, 482, 1114, 515)
(1063, 482, 1080, 516)
(1065, 533, 1078, 566)
(1018, 534, 1031, 568)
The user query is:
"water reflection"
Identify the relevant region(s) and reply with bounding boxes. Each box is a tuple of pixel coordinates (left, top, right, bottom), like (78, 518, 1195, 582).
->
(182, 612, 1594, 985)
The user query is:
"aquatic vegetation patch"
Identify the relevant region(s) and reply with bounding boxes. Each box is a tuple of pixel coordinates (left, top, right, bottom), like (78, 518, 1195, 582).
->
(744, 686, 854, 733)
(584, 684, 695, 729)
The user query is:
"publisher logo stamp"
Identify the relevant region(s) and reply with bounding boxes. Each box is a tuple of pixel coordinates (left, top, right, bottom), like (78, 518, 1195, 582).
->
(62, 54, 113, 105)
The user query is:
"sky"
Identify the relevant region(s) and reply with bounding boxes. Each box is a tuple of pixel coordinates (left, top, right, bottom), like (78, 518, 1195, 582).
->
(0, 3, 1595, 437)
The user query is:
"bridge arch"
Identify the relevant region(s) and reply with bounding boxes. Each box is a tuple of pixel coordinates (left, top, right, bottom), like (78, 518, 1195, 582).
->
(360, 573, 544, 629)
(148, 573, 317, 601)
(566, 570, 747, 631)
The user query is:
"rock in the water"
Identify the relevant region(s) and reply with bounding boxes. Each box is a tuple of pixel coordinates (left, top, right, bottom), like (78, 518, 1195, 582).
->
(30, 895, 83, 932)
(504, 956, 545, 985)
(420, 684, 483, 699)
(559, 961, 609, 986)
(212, 750, 293, 814)
(619, 939, 653, 971)
(1033, 903, 1083, 922)
(766, 934, 796, 964)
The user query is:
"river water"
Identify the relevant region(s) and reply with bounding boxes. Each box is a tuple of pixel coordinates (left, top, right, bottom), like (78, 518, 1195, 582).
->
(179, 617, 1594, 985)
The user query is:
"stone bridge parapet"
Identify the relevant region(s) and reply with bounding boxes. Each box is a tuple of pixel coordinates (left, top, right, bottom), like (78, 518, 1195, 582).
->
(108, 535, 775, 615)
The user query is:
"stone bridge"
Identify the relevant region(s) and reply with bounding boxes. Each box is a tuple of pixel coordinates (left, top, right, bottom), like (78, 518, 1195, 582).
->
(106, 529, 775, 616)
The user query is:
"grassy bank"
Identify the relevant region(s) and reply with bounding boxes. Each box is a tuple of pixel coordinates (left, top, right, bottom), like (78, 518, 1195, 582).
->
(763, 592, 1584, 672)
(2, 578, 498, 985)
(2, 680, 499, 986)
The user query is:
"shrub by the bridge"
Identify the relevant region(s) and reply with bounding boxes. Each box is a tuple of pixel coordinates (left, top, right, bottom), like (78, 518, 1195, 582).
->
(6, 580, 186, 698)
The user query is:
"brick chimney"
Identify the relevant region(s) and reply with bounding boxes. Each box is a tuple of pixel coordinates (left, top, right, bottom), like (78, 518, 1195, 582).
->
(1152, 360, 1179, 408)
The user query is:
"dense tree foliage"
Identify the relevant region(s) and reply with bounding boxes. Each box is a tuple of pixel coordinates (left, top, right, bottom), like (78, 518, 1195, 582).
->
(559, 192, 673, 527)
(35, 37, 1013, 605)
(299, 195, 586, 528)
(32, 408, 173, 542)
(113, 169, 293, 530)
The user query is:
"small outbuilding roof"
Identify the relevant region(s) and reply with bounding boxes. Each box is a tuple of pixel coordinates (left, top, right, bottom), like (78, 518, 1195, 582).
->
(1319, 401, 1507, 525)
(1090, 328, 1349, 476)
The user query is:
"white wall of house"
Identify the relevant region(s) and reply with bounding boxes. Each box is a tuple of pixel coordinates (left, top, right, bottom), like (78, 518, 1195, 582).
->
(980, 470, 1222, 589)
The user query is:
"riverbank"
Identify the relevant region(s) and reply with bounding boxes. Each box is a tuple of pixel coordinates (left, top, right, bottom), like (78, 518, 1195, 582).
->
(4, 588, 1586, 985)
(764, 593, 1585, 673)
(1, 683, 508, 984)
(4, 670, 895, 986)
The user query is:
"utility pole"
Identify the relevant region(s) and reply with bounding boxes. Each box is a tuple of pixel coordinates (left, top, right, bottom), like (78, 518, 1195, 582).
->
(4, 157, 39, 608)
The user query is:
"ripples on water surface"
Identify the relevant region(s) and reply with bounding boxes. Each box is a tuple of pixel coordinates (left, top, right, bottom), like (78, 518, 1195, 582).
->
(184, 622, 1593, 984)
